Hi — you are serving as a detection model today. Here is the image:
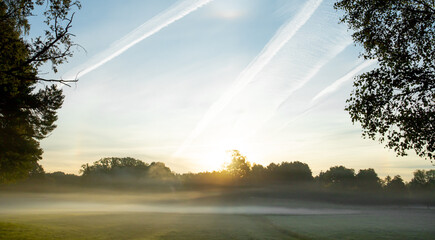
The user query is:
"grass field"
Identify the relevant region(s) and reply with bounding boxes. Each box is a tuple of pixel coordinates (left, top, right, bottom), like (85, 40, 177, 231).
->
(1, 209, 434, 239)
(0, 191, 434, 239)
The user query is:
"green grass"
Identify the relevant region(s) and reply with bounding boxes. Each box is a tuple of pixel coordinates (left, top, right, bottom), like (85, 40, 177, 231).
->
(268, 211, 435, 240)
(0, 213, 303, 240)
(1, 210, 434, 240)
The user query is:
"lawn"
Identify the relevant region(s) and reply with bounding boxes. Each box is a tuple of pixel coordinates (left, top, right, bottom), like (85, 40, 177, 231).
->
(1, 208, 434, 240)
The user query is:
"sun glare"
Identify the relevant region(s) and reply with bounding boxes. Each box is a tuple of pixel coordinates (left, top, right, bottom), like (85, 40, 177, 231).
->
(198, 139, 260, 172)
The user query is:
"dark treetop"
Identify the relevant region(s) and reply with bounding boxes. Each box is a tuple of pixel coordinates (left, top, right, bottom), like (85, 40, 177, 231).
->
(0, 0, 81, 182)
(335, 0, 434, 161)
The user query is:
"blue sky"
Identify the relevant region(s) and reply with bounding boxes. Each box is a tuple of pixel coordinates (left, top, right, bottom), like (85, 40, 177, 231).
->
(33, 0, 431, 179)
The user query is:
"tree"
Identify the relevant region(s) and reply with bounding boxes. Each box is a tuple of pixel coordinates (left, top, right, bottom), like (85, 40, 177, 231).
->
(225, 150, 251, 178)
(248, 163, 267, 183)
(0, 0, 81, 182)
(79, 157, 175, 180)
(335, 0, 434, 161)
(28, 162, 45, 179)
(147, 162, 175, 179)
(384, 175, 407, 193)
(356, 168, 381, 191)
(409, 169, 435, 191)
(267, 161, 313, 182)
(80, 157, 149, 177)
(318, 165, 356, 189)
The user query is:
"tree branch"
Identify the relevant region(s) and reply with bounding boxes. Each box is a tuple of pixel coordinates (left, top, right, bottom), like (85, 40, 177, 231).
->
(25, 13, 75, 66)
(36, 77, 78, 87)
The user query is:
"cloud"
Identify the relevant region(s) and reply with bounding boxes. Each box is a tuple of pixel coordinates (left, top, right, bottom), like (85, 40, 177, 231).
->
(311, 59, 377, 103)
(64, 0, 214, 80)
(173, 0, 324, 157)
(279, 58, 376, 131)
(206, 1, 248, 20)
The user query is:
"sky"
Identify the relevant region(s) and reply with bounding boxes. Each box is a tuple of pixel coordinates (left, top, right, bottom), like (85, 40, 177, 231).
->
(31, 0, 432, 179)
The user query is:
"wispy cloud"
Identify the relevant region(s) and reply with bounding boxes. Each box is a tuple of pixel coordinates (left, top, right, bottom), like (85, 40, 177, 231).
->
(279, 58, 376, 131)
(173, 0, 324, 157)
(311, 59, 377, 103)
(234, 34, 353, 136)
(275, 40, 353, 111)
(64, 0, 213, 79)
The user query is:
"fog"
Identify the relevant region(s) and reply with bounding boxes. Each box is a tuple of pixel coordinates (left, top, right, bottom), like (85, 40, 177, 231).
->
(0, 193, 359, 215)
(2, 189, 431, 216)
(1, 187, 434, 239)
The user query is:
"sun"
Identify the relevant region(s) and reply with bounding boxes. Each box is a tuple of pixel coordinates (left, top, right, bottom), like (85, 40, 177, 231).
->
(199, 139, 260, 172)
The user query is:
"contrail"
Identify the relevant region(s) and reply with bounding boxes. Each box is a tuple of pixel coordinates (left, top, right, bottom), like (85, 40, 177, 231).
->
(64, 0, 213, 80)
(311, 59, 377, 103)
(279, 59, 377, 131)
(173, 0, 324, 157)
(276, 38, 353, 111)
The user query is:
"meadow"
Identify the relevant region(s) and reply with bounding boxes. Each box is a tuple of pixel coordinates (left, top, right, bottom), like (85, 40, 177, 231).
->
(1, 191, 434, 240)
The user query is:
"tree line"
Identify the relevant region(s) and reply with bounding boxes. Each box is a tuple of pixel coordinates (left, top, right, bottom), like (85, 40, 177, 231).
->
(17, 151, 434, 198)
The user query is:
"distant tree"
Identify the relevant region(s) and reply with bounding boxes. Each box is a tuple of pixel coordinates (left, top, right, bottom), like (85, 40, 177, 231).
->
(318, 166, 356, 189)
(381, 175, 392, 188)
(0, 0, 81, 182)
(356, 168, 381, 191)
(80, 157, 149, 177)
(384, 175, 407, 193)
(266, 162, 278, 172)
(409, 169, 435, 191)
(335, 0, 434, 161)
(267, 161, 313, 182)
(46, 171, 80, 185)
(182, 171, 233, 187)
(147, 162, 175, 179)
(79, 157, 176, 184)
(48, 171, 68, 178)
(226, 150, 251, 178)
(248, 163, 267, 183)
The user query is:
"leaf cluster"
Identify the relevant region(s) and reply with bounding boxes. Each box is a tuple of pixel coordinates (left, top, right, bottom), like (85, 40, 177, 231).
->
(0, 0, 80, 182)
(335, 0, 434, 160)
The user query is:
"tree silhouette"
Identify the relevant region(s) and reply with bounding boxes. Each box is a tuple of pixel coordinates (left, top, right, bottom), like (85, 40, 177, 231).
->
(0, 0, 81, 182)
(318, 166, 356, 189)
(409, 169, 435, 191)
(356, 168, 381, 192)
(80, 157, 175, 181)
(335, 0, 434, 161)
(225, 150, 251, 179)
(248, 163, 267, 184)
(265, 161, 313, 183)
(384, 175, 407, 193)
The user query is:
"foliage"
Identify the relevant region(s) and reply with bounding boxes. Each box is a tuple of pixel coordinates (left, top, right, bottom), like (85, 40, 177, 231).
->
(317, 166, 356, 189)
(79, 157, 175, 182)
(409, 169, 435, 191)
(225, 150, 251, 178)
(80, 157, 148, 176)
(384, 175, 407, 193)
(266, 161, 313, 182)
(0, 0, 81, 182)
(147, 162, 175, 179)
(248, 163, 267, 184)
(355, 168, 382, 191)
(182, 171, 234, 187)
(335, 0, 435, 161)
(28, 162, 45, 179)
(45, 171, 79, 185)
(3, 153, 435, 201)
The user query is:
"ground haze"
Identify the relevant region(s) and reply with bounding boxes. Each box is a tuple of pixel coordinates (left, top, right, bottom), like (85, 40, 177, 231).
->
(1, 190, 434, 240)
